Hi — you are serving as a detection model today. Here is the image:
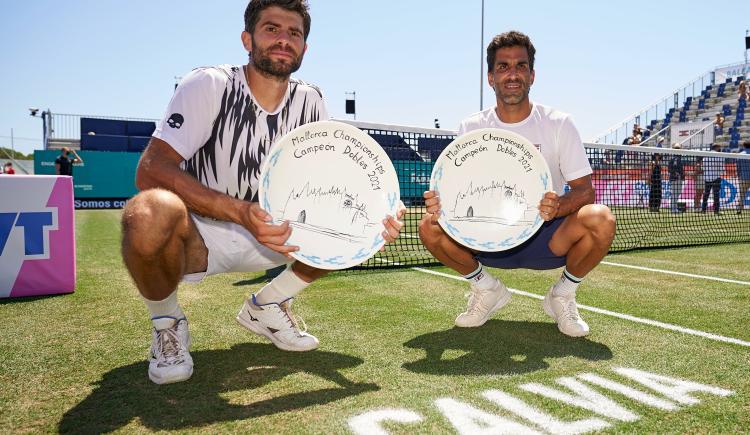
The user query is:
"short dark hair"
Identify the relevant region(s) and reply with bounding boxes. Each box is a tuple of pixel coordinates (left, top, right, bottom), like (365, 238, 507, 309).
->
(743, 140, 750, 148)
(486, 30, 536, 73)
(244, 0, 311, 40)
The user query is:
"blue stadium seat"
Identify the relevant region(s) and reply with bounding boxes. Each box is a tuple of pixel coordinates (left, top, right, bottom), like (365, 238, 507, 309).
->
(80, 134, 129, 152)
(80, 118, 127, 136)
(370, 133, 407, 147)
(383, 146, 422, 161)
(128, 136, 151, 152)
(417, 137, 452, 151)
(127, 121, 156, 137)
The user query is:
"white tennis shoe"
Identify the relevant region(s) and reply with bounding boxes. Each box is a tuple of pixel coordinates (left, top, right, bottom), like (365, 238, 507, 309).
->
(236, 296, 319, 352)
(148, 316, 193, 385)
(455, 279, 512, 327)
(542, 287, 590, 337)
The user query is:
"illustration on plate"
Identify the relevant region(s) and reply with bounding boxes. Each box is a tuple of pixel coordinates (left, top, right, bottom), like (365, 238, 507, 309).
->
(448, 180, 537, 226)
(278, 181, 378, 244)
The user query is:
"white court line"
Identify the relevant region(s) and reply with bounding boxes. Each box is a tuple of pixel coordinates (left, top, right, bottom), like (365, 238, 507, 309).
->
(408, 266, 750, 348)
(601, 261, 750, 286)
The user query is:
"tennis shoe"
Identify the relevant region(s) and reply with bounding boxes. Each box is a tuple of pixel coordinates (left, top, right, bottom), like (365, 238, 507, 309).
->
(542, 287, 590, 337)
(148, 316, 193, 384)
(236, 295, 319, 351)
(455, 279, 512, 327)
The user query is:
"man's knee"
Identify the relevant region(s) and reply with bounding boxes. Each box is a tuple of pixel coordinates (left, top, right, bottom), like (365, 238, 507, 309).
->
(122, 189, 189, 257)
(579, 204, 616, 241)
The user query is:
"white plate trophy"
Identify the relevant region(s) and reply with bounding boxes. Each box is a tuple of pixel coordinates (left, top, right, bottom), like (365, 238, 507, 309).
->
(258, 120, 400, 269)
(430, 128, 552, 252)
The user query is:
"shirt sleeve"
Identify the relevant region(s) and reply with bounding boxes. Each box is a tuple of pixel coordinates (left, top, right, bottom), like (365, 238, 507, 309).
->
(457, 120, 468, 136)
(152, 68, 223, 160)
(557, 116, 593, 182)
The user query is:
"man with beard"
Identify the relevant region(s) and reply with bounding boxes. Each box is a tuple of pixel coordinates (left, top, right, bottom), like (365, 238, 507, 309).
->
(121, 0, 405, 384)
(419, 31, 615, 338)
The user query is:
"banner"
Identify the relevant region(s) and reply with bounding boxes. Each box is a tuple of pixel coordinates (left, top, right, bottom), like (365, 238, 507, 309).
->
(34, 150, 140, 203)
(395, 160, 433, 205)
(714, 63, 750, 84)
(0, 175, 76, 298)
(669, 121, 714, 149)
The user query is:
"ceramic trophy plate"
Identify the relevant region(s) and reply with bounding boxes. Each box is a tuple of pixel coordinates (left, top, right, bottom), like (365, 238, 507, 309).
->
(259, 120, 400, 269)
(430, 128, 552, 252)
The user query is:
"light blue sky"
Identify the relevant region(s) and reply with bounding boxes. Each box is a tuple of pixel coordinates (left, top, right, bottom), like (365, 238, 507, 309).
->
(1, 1, 749, 154)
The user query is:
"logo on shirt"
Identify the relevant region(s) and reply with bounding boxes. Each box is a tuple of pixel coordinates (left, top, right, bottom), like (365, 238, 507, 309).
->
(167, 113, 184, 129)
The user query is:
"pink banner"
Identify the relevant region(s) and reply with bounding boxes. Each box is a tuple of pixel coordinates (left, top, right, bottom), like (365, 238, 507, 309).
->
(0, 175, 76, 298)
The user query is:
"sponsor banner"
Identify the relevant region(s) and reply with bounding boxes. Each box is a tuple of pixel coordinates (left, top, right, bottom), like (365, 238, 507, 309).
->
(34, 150, 140, 199)
(396, 160, 434, 202)
(593, 172, 747, 208)
(0, 175, 76, 298)
(669, 122, 714, 149)
(74, 198, 129, 209)
(714, 63, 750, 83)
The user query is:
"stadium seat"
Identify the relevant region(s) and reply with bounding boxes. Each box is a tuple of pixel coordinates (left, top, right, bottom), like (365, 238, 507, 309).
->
(370, 133, 407, 147)
(128, 136, 151, 152)
(383, 146, 422, 161)
(80, 118, 127, 136)
(80, 134, 129, 152)
(417, 137, 452, 151)
(127, 121, 156, 137)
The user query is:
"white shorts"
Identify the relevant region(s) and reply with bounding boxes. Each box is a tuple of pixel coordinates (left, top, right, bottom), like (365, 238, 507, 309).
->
(182, 214, 290, 282)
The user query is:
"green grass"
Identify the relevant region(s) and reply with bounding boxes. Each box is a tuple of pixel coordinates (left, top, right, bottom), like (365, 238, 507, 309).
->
(1, 210, 749, 433)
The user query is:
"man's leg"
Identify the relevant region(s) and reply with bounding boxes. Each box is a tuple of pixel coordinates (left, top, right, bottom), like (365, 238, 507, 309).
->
(701, 182, 710, 212)
(121, 188, 207, 384)
(738, 180, 750, 213)
(712, 179, 721, 213)
(419, 214, 511, 328)
(543, 204, 616, 337)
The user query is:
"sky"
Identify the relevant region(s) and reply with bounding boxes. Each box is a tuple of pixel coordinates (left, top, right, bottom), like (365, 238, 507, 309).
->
(1, 1, 749, 155)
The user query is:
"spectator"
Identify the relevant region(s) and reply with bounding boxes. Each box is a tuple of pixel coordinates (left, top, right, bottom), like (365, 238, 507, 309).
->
(693, 156, 704, 211)
(656, 135, 665, 148)
(739, 80, 749, 101)
(2, 162, 15, 174)
(701, 144, 724, 214)
(648, 153, 662, 212)
(630, 124, 642, 145)
(668, 144, 685, 213)
(55, 147, 83, 176)
(737, 140, 750, 214)
(714, 112, 725, 136)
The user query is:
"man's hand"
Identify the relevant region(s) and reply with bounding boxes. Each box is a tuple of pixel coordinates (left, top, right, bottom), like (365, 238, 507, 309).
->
(538, 191, 560, 221)
(423, 190, 442, 224)
(380, 201, 407, 250)
(241, 202, 299, 257)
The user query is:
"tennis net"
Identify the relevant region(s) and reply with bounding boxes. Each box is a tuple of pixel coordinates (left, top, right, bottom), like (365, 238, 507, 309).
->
(339, 120, 750, 269)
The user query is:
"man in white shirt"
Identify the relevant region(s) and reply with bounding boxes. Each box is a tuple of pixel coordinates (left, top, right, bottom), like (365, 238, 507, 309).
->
(121, 0, 405, 385)
(420, 31, 615, 337)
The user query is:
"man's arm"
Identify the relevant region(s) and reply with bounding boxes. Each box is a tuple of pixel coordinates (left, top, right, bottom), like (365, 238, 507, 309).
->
(538, 175, 595, 221)
(136, 138, 296, 255)
(55, 163, 61, 175)
(71, 150, 83, 164)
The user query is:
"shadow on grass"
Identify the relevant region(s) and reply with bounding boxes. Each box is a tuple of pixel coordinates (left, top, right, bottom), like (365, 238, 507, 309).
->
(0, 292, 68, 305)
(403, 319, 612, 376)
(233, 275, 271, 286)
(59, 343, 377, 433)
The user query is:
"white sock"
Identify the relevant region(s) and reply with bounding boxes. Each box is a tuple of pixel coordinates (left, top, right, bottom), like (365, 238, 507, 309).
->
(463, 263, 498, 291)
(142, 291, 184, 321)
(254, 265, 309, 305)
(552, 268, 583, 297)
